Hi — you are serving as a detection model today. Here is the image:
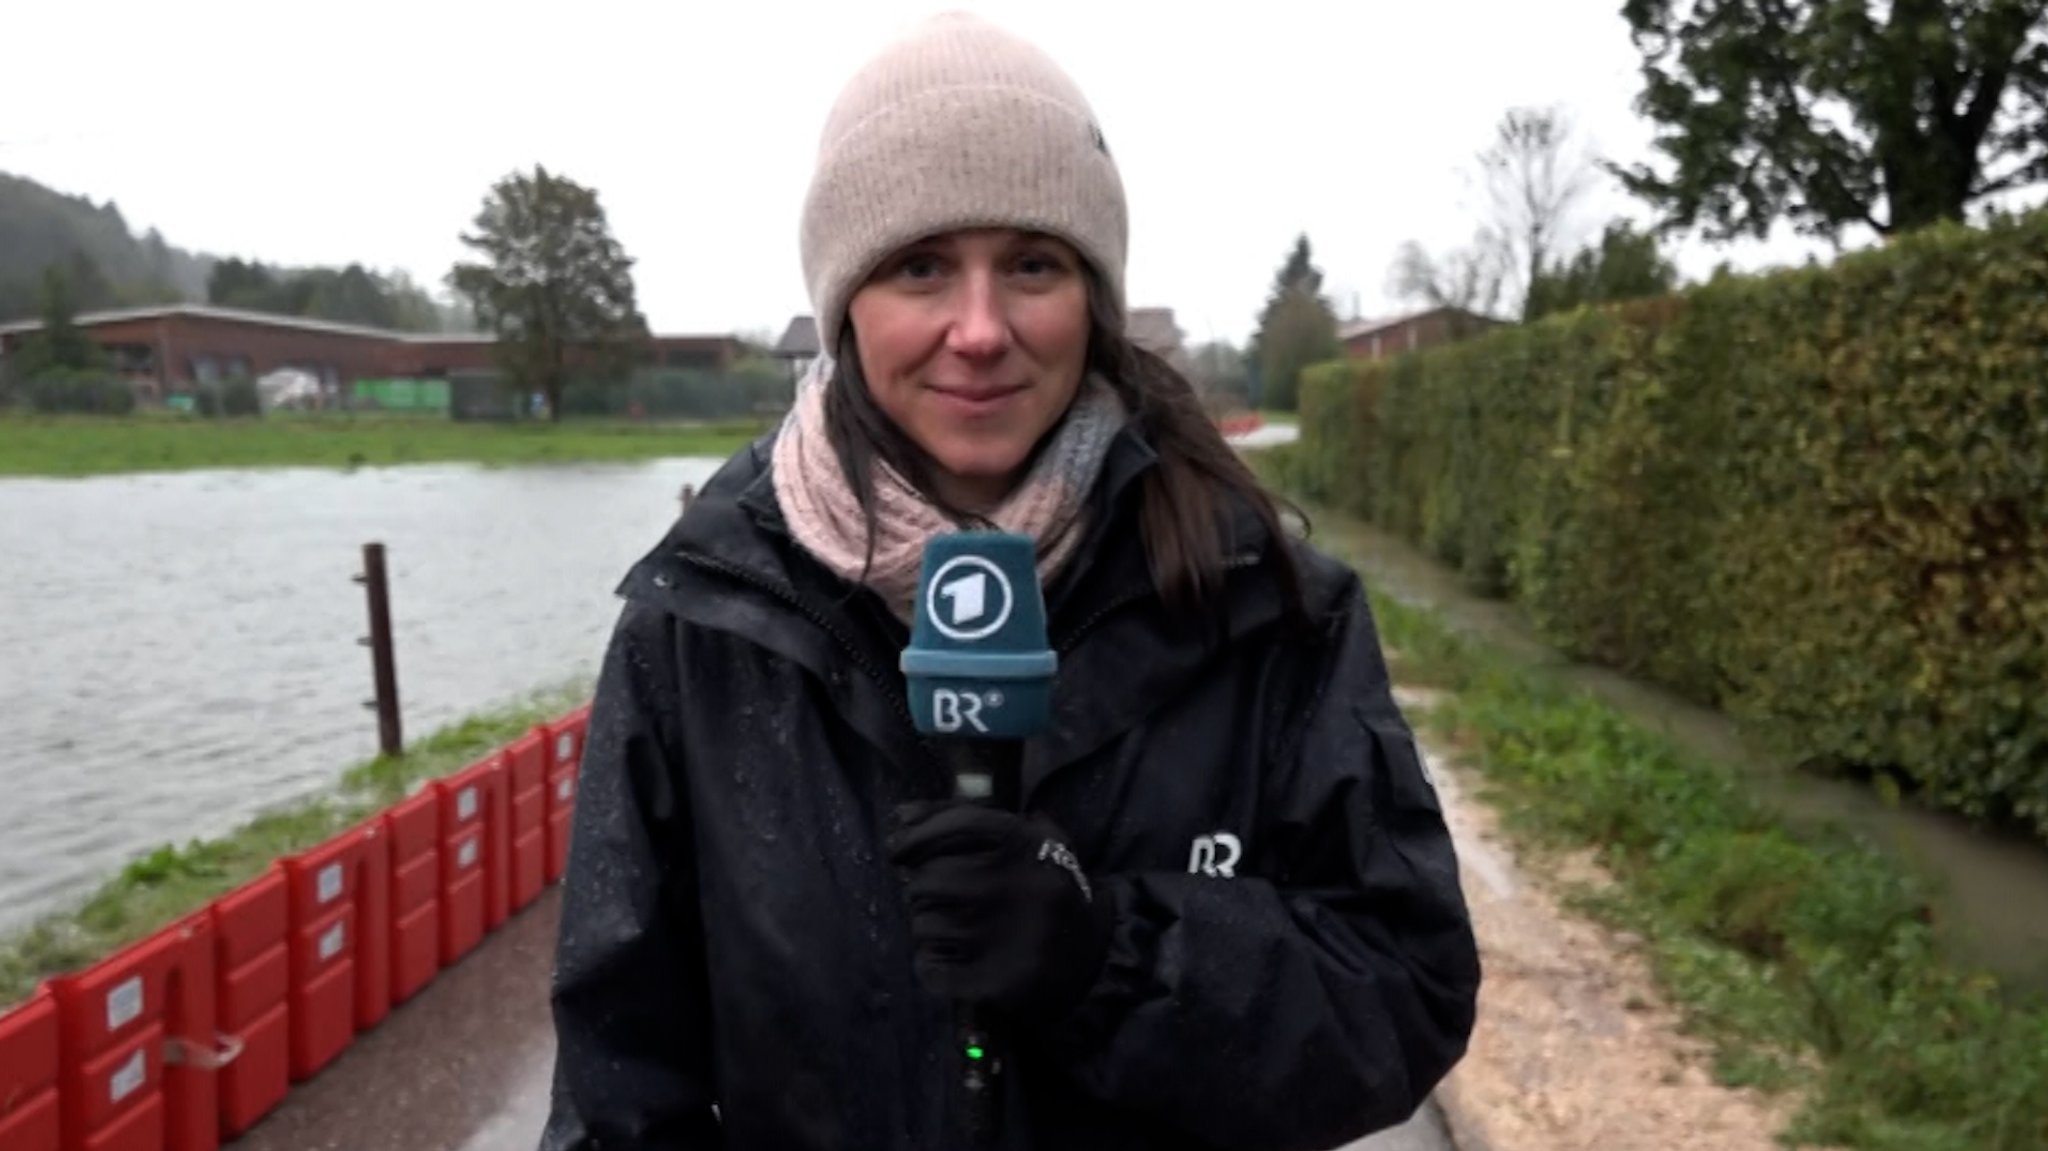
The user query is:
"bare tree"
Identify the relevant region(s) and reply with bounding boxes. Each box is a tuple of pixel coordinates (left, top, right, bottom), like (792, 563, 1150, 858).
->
(1386, 228, 1510, 317)
(1478, 106, 1596, 319)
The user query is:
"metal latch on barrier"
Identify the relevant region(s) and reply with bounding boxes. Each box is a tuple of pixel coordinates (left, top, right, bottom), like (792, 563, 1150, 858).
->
(164, 1031, 246, 1071)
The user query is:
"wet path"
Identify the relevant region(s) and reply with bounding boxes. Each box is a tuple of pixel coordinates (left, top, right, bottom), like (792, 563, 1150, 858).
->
(223, 883, 1452, 1150)
(232, 891, 560, 1151)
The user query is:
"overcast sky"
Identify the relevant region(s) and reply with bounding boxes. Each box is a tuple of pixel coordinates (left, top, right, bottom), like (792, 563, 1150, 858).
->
(2, 0, 1854, 345)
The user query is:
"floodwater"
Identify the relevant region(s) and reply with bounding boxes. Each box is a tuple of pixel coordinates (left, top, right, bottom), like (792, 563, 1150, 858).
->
(0, 455, 725, 935)
(1326, 515, 2048, 994)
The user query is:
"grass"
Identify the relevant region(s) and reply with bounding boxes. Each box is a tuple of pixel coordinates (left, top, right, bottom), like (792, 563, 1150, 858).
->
(0, 678, 592, 1009)
(0, 412, 769, 477)
(1287, 487, 2048, 1151)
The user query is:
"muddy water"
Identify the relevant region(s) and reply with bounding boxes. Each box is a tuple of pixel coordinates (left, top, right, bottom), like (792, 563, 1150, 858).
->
(0, 456, 724, 935)
(1322, 515, 2048, 993)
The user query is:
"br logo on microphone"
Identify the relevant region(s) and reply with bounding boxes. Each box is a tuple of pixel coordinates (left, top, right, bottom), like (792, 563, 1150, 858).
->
(902, 533, 1058, 742)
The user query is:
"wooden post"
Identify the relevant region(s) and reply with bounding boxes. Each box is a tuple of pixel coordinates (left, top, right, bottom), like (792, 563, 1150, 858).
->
(355, 542, 403, 757)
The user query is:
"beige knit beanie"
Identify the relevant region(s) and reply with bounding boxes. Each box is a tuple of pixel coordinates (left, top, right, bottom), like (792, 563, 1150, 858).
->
(799, 11, 1129, 356)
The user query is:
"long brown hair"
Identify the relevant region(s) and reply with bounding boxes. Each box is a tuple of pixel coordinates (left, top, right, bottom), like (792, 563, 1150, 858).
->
(821, 273, 1306, 619)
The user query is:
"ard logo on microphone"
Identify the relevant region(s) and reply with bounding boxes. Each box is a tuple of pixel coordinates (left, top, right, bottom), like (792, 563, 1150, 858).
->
(928, 556, 1014, 641)
(901, 533, 1058, 742)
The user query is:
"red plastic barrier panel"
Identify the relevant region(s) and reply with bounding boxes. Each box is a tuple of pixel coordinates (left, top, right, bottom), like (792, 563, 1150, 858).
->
(0, 987, 60, 1151)
(506, 730, 548, 912)
(348, 819, 392, 1035)
(542, 705, 590, 885)
(433, 755, 506, 965)
(280, 821, 389, 1082)
(542, 706, 589, 779)
(50, 914, 220, 1151)
(381, 789, 442, 1005)
(207, 870, 289, 1139)
(545, 769, 579, 886)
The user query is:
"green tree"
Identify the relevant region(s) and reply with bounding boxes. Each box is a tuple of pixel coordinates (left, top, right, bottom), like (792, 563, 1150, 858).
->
(4, 264, 116, 410)
(27, 264, 103, 373)
(1251, 235, 1340, 411)
(1615, 0, 2048, 240)
(1524, 220, 1682, 321)
(448, 165, 649, 421)
(207, 258, 280, 309)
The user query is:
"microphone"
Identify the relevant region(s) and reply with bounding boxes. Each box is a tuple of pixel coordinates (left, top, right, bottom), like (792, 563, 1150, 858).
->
(899, 530, 1059, 1146)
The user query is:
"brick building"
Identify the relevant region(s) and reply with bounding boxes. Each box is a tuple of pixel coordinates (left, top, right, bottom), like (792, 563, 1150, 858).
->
(0, 304, 749, 406)
(1339, 305, 1504, 363)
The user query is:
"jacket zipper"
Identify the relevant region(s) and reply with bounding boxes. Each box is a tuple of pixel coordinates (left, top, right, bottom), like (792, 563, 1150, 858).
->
(675, 550, 920, 732)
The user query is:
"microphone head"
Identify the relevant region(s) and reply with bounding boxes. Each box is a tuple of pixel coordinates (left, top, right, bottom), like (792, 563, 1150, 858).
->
(900, 531, 1058, 741)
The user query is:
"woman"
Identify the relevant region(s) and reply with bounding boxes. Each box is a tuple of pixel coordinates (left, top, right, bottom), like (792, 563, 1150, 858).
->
(540, 13, 1479, 1150)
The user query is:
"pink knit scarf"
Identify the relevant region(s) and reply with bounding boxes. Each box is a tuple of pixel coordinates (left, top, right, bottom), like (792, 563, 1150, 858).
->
(770, 356, 1128, 622)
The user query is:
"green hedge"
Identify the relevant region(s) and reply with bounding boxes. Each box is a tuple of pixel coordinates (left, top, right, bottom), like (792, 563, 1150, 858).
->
(1294, 212, 2048, 841)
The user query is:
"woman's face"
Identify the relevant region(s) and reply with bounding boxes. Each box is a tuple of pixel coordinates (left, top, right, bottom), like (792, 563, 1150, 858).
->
(846, 228, 1091, 511)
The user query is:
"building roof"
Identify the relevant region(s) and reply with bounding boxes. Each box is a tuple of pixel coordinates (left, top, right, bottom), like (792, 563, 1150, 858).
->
(0, 303, 404, 341)
(1337, 305, 1504, 342)
(1127, 306, 1185, 355)
(772, 314, 820, 359)
(0, 302, 737, 346)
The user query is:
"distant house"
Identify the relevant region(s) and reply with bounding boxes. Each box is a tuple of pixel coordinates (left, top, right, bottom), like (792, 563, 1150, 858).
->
(1338, 305, 1504, 363)
(0, 303, 748, 409)
(1127, 306, 1193, 373)
(770, 314, 822, 387)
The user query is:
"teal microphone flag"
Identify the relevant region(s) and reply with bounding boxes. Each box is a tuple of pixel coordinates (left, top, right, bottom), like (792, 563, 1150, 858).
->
(900, 531, 1058, 742)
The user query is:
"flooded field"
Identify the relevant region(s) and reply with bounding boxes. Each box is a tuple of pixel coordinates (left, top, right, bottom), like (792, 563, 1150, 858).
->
(0, 455, 725, 933)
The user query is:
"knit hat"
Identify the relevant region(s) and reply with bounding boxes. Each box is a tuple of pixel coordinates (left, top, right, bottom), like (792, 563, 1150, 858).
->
(799, 11, 1129, 356)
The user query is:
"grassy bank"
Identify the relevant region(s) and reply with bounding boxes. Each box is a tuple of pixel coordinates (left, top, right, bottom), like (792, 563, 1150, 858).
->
(0, 413, 769, 477)
(1289, 493, 2048, 1150)
(0, 680, 591, 1008)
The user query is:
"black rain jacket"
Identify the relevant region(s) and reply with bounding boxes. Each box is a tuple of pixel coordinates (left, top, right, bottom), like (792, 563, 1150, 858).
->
(539, 426, 1480, 1151)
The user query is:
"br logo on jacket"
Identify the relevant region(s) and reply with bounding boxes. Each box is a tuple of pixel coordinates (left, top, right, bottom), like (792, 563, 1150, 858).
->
(1188, 832, 1242, 878)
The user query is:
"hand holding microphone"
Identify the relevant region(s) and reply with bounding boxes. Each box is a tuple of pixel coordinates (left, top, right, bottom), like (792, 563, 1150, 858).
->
(886, 800, 1111, 1015)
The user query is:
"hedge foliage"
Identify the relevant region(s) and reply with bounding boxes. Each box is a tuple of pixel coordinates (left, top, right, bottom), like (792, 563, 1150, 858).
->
(1291, 211, 2048, 841)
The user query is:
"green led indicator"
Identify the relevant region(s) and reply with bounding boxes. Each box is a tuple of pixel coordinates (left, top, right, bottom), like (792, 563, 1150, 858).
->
(966, 1045, 985, 1061)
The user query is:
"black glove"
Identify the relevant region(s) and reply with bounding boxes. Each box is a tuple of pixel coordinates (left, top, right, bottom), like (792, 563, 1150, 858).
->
(885, 801, 1114, 1016)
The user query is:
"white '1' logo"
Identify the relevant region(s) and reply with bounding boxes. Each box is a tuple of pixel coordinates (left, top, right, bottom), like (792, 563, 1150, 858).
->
(1188, 832, 1242, 878)
(939, 571, 988, 625)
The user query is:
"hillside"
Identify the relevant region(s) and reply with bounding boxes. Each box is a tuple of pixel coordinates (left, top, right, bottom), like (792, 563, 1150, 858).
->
(0, 171, 211, 320)
(0, 171, 470, 332)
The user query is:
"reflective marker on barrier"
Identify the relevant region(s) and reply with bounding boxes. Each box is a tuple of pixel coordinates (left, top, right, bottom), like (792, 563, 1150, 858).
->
(105, 977, 143, 1033)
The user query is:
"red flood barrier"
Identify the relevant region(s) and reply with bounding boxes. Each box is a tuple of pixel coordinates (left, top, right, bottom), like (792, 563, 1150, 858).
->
(544, 705, 589, 778)
(0, 987, 60, 1151)
(281, 822, 390, 1082)
(50, 913, 225, 1151)
(506, 730, 549, 913)
(382, 788, 442, 1005)
(543, 706, 590, 883)
(207, 870, 289, 1139)
(433, 755, 507, 966)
